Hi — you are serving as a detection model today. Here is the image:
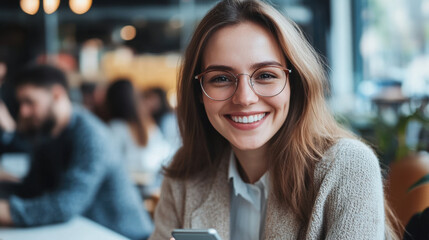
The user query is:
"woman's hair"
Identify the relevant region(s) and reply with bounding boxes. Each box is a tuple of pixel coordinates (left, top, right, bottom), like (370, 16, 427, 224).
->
(105, 79, 148, 146)
(165, 0, 399, 238)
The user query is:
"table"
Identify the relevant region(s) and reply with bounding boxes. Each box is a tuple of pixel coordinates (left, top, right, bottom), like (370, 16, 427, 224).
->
(0, 216, 129, 240)
(0, 153, 30, 180)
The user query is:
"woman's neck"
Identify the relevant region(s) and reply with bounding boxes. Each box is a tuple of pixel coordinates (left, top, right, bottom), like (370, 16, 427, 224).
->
(232, 145, 268, 184)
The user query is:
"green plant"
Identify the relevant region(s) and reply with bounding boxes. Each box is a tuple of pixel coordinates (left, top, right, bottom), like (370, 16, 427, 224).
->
(335, 98, 429, 166)
(375, 109, 429, 163)
(409, 173, 429, 192)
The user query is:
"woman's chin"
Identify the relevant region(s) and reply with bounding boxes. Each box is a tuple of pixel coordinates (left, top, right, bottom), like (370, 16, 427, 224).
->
(230, 140, 266, 152)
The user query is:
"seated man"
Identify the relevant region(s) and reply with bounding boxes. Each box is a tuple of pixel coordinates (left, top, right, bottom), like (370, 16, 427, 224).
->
(0, 65, 153, 240)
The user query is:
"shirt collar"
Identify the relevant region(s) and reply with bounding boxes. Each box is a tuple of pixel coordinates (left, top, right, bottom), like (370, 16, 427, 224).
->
(228, 151, 269, 200)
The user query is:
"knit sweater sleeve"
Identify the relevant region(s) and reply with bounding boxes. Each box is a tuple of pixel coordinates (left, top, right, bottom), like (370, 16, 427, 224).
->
(9, 122, 109, 226)
(149, 177, 184, 240)
(318, 139, 385, 240)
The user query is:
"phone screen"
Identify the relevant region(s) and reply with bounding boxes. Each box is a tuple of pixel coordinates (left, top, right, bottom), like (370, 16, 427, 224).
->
(172, 229, 222, 240)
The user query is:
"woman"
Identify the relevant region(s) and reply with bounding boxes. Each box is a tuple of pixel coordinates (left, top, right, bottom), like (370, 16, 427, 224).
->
(105, 79, 171, 187)
(150, 0, 399, 239)
(142, 87, 181, 153)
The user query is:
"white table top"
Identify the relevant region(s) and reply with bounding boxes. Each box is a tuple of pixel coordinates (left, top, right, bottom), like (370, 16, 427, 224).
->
(0, 216, 129, 240)
(0, 153, 30, 179)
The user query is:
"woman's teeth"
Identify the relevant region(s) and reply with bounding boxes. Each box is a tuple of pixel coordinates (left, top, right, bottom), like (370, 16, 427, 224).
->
(230, 113, 266, 124)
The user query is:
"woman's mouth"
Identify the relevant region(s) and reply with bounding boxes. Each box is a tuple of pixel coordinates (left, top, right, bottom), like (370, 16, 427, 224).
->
(224, 112, 269, 130)
(228, 113, 267, 124)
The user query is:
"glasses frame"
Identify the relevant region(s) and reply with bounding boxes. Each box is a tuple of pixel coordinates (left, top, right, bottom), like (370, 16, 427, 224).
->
(194, 65, 292, 101)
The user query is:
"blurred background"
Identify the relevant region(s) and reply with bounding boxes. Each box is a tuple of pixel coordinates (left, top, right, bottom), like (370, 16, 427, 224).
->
(0, 0, 426, 118)
(0, 0, 428, 232)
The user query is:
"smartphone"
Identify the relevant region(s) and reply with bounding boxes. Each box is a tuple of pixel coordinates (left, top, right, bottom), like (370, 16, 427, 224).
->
(172, 228, 222, 240)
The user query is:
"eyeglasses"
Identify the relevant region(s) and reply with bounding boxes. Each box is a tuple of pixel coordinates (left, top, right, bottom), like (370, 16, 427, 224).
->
(195, 65, 292, 101)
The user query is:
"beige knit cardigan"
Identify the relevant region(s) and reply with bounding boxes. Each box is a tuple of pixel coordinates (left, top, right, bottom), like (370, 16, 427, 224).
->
(149, 138, 385, 240)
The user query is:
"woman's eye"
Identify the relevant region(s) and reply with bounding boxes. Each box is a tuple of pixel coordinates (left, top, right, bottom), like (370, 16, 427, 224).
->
(256, 73, 277, 79)
(210, 76, 232, 83)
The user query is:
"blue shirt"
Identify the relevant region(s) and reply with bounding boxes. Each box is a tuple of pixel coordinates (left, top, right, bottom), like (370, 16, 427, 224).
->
(228, 152, 269, 240)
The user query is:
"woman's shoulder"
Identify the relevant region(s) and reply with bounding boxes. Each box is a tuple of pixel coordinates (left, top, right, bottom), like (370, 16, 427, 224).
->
(159, 174, 217, 217)
(161, 173, 216, 197)
(316, 138, 381, 180)
(311, 139, 385, 239)
(160, 151, 230, 211)
(329, 137, 376, 157)
(323, 138, 378, 163)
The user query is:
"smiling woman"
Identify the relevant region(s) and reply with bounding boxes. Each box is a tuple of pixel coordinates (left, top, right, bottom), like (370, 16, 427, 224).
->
(200, 22, 290, 156)
(149, 0, 400, 240)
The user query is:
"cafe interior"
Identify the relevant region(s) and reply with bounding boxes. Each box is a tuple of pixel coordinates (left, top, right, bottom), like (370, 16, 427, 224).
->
(0, 0, 428, 239)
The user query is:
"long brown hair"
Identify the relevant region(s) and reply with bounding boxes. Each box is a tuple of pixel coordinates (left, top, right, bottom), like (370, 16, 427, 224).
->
(165, 0, 399, 238)
(105, 79, 148, 146)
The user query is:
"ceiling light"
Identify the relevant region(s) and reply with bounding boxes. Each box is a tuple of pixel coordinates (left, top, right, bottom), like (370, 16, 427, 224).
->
(69, 0, 92, 15)
(43, 0, 60, 14)
(120, 25, 137, 41)
(20, 0, 39, 15)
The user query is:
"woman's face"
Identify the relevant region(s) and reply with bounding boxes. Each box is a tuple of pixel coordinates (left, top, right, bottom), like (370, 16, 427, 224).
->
(201, 21, 291, 152)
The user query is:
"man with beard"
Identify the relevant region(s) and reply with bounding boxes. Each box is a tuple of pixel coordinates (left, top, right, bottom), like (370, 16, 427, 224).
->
(0, 65, 153, 240)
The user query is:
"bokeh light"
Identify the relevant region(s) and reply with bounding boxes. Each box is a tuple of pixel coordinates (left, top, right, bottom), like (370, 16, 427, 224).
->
(20, 0, 39, 15)
(120, 25, 137, 41)
(69, 0, 92, 15)
(43, 0, 60, 14)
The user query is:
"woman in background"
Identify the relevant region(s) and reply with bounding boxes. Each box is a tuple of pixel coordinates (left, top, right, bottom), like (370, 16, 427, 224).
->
(143, 87, 181, 153)
(105, 79, 171, 191)
(150, 0, 400, 239)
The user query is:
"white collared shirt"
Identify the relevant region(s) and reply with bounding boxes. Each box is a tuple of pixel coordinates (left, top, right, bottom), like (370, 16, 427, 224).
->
(228, 152, 269, 240)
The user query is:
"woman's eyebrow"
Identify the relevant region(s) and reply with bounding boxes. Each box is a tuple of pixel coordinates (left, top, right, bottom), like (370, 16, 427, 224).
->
(250, 61, 283, 69)
(203, 65, 234, 72)
(204, 61, 284, 72)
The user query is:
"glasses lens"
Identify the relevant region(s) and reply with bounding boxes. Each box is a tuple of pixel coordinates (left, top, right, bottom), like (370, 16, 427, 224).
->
(201, 71, 237, 100)
(251, 66, 287, 97)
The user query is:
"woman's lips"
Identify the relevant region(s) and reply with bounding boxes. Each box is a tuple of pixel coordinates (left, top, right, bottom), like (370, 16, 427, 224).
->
(224, 112, 269, 130)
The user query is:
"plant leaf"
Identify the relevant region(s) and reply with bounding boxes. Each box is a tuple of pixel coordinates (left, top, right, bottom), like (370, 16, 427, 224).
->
(408, 174, 429, 192)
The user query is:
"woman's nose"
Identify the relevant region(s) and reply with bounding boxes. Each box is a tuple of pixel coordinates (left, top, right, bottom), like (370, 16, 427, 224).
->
(231, 74, 259, 106)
